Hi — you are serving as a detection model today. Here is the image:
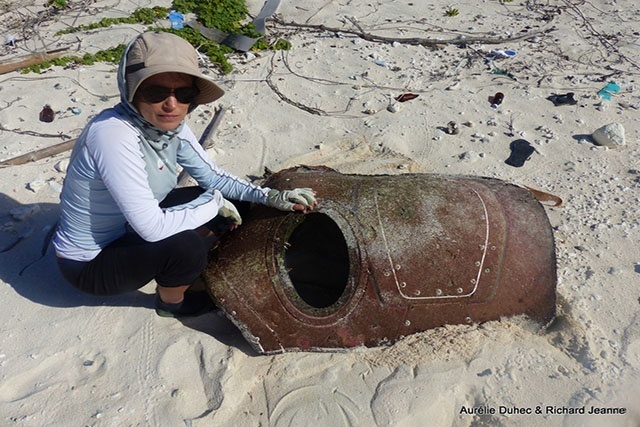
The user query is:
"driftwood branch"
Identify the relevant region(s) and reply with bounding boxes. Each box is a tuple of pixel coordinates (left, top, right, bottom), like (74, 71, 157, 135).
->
(272, 16, 555, 47)
(0, 138, 77, 166)
(0, 48, 70, 75)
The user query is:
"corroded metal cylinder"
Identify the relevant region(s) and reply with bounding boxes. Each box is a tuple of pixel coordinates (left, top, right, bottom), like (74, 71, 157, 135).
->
(204, 166, 557, 354)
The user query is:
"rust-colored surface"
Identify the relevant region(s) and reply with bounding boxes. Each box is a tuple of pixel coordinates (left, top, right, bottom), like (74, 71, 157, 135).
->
(204, 166, 557, 354)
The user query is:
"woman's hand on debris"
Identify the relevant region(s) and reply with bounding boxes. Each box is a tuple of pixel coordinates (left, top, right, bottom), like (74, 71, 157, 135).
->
(219, 198, 242, 229)
(267, 188, 317, 213)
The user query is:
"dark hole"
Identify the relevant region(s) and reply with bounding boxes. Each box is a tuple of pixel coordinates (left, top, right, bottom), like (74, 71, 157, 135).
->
(284, 213, 350, 308)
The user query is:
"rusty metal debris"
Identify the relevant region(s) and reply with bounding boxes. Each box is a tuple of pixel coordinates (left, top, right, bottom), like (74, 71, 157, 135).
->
(204, 166, 557, 354)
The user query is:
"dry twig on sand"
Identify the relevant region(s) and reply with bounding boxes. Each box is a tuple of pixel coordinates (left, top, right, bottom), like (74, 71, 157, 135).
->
(262, 14, 558, 116)
(0, 138, 77, 166)
(272, 15, 556, 47)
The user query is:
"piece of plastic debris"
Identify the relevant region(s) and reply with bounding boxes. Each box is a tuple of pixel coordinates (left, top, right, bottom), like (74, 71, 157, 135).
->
(54, 159, 69, 173)
(597, 82, 621, 100)
(446, 81, 461, 91)
(168, 11, 184, 29)
(27, 179, 47, 193)
(490, 49, 516, 58)
(71, 107, 82, 115)
(387, 102, 401, 113)
(505, 139, 535, 167)
(396, 93, 419, 102)
(491, 68, 516, 80)
(547, 92, 577, 106)
(48, 180, 63, 193)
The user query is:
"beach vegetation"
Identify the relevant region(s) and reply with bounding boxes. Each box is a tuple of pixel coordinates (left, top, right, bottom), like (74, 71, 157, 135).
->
(445, 7, 460, 17)
(21, 45, 126, 74)
(173, 0, 249, 34)
(46, 0, 68, 8)
(28, 0, 290, 75)
(56, 6, 169, 34)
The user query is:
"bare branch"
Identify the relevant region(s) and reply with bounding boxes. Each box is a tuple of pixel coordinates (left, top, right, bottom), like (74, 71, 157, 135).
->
(272, 16, 556, 47)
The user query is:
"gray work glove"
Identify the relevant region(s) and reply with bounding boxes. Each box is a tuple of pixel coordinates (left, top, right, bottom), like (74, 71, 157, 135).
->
(218, 198, 242, 226)
(267, 188, 316, 211)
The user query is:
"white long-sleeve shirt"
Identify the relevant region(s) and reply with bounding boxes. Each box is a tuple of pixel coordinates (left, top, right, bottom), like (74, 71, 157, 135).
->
(53, 108, 268, 261)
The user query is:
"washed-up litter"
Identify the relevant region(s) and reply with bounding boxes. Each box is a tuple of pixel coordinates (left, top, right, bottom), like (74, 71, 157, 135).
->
(39, 105, 55, 122)
(490, 49, 516, 59)
(205, 166, 557, 354)
(490, 92, 504, 108)
(505, 139, 535, 167)
(186, 0, 280, 52)
(491, 67, 516, 80)
(54, 159, 69, 173)
(395, 93, 419, 102)
(597, 82, 621, 100)
(386, 102, 401, 113)
(168, 11, 184, 29)
(547, 92, 577, 106)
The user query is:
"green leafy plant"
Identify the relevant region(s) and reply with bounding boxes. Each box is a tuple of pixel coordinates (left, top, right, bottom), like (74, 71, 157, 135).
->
(30, 0, 291, 74)
(445, 7, 460, 17)
(47, 0, 68, 8)
(163, 27, 235, 74)
(57, 7, 169, 34)
(21, 45, 125, 74)
(173, 0, 249, 34)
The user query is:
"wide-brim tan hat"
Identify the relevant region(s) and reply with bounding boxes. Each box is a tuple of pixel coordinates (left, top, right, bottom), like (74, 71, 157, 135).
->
(125, 31, 224, 105)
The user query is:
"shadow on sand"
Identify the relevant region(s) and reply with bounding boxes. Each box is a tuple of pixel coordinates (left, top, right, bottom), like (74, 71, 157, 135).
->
(0, 192, 254, 354)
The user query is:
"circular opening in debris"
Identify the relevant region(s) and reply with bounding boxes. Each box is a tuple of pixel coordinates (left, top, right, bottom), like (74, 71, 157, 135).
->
(284, 213, 350, 309)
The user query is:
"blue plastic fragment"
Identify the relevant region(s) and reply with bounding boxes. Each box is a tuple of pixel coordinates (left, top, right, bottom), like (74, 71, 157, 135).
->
(597, 81, 621, 100)
(168, 11, 184, 30)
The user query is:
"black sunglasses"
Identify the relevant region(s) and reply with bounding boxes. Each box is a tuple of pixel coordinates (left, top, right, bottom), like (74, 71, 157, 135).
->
(137, 85, 200, 104)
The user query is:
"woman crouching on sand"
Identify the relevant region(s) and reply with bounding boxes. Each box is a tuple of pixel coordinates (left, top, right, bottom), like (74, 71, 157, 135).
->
(53, 31, 316, 318)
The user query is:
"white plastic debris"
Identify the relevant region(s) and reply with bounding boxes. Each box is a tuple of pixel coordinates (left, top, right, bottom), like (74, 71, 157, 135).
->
(27, 179, 47, 193)
(54, 159, 69, 173)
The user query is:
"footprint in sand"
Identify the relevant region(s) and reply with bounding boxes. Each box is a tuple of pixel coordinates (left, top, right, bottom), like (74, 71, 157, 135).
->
(0, 350, 106, 403)
(155, 338, 226, 422)
(622, 312, 640, 365)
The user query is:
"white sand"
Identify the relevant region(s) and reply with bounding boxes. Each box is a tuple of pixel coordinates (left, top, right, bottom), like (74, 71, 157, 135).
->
(0, 0, 639, 425)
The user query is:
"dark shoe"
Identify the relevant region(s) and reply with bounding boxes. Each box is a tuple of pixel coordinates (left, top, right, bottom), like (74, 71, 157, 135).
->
(155, 291, 215, 318)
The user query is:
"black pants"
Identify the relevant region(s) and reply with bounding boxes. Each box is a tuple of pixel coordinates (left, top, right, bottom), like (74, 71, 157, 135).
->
(56, 187, 240, 296)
